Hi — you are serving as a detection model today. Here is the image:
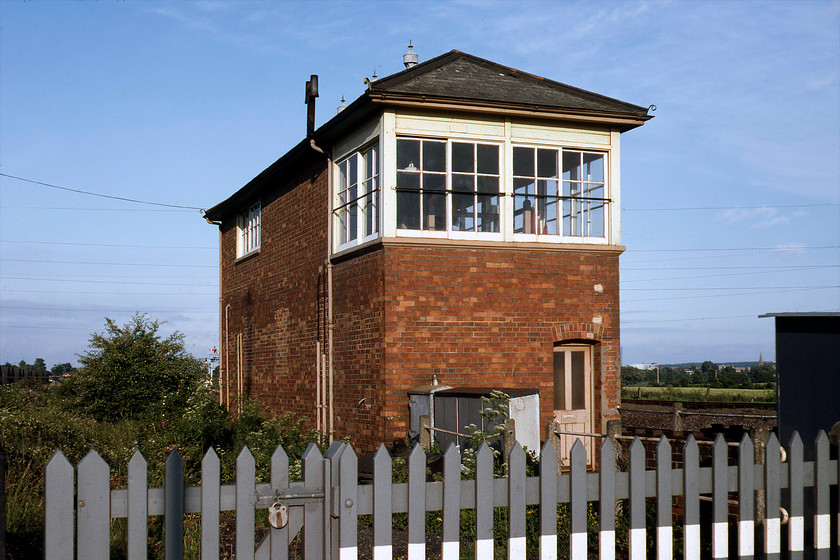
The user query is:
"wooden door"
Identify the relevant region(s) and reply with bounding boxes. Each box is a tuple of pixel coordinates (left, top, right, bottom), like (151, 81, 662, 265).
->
(553, 345, 593, 465)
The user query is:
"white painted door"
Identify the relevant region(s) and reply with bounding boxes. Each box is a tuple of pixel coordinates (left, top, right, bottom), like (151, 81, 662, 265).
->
(553, 345, 593, 465)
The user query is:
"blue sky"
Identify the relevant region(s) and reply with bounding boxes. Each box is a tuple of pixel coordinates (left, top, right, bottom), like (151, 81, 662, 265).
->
(1, 0, 838, 368)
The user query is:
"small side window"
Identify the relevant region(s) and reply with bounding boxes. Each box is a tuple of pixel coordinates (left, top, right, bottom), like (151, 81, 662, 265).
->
(237, 202, 261, 257)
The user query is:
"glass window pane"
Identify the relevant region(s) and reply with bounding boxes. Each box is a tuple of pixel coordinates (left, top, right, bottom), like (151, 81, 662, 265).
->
(477, 144, 499, 174)
(423, 141, 446, 172)
(452, 142, 474, 173)
(423, 173, 445, 191)
(397, 140, 419, 170)
(397, 171, 420, 191)
(424, 192, 446, 231)
(513, 147, 534, 177)
(553, 352, 565, 409)
(477, 175, 498, 194)
(477, 194, 499, 232)
(452, 193, 474, 231)
(538, 149, 558, 178)
(563, 151, 580, 181)
(338, 160, 348, 192)
(397, 191, 420, 230)
(452, 174, 474, 193)
(514, 177, 535, 195)
(571, 351, 585, 409)
(583, 153, 604, 182)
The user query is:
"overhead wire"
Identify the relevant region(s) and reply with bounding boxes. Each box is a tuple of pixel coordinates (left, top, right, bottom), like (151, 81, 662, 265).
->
(0, 172, 204, 210)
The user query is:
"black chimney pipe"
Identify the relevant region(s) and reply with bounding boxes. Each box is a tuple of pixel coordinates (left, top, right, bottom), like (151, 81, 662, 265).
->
(305, 74, 319, 137)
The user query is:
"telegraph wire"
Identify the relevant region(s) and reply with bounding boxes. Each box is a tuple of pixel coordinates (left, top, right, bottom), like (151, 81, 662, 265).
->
(2, 258, 216, 268)
(1, 276, 217, 287)
(0, 239, 215, 250)
(623, 203, 839, 211)
(0, 173, 204, 210)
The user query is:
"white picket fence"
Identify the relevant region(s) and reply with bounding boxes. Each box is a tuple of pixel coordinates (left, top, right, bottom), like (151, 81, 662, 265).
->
(45, 431, 839, 559)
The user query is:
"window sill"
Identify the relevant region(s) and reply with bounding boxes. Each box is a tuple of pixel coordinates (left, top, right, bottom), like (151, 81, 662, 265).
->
(235, 249, 260, 265)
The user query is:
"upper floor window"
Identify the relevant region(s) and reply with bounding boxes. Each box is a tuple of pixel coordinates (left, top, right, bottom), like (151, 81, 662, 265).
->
(336, 145, 379, 248)
(396, 138, 500, 233)
(237, 202, 261, 257)
(513, 147, 606, 238)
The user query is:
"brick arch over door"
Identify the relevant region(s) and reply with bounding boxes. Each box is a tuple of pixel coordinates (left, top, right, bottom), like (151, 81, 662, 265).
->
(552, 322, 605, 343)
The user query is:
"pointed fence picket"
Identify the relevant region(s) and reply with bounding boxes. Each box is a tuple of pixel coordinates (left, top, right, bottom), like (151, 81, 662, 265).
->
(44, 430, 839, 559)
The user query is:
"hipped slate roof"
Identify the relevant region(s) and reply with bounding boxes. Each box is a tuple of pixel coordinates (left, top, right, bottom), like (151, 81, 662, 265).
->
(204, 50, 651, 221)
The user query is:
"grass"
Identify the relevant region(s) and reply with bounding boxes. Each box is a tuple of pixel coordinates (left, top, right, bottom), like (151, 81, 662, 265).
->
(622, 385, 776, 403)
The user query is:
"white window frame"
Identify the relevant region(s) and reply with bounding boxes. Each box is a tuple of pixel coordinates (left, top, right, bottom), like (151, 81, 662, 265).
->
(236, 201, 261, 258)
(335, 144, 380, 252)
(511, 145, 609, 242)
(394, 137, 504, 241)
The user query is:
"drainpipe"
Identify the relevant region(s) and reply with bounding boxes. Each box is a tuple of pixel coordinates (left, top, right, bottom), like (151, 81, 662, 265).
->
(309, 137, 334, 444)
(203, 213, 226, 408)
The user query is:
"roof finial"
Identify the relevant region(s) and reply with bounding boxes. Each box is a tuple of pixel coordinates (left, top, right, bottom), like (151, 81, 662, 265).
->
(403, 41, 418, 69)
(337, 95, 346, 114)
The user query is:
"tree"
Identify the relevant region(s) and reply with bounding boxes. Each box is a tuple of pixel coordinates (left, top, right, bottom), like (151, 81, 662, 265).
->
(50, 363, 75, 375)
(75, 314, 206, 421)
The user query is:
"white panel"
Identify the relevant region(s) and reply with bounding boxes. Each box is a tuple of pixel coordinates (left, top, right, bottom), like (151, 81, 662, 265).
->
(599, 530, 615, 560)
(442, 541, 459, 558)
(816, 513, 831, 549)
(609, 130, 621, 245)
(381, 112, 397, 238)
(510, 121, 611, 146)
(657, 526, 672, 559)
(629, 527, 646, 559)
(407, 542, 425, 560)
(540, 534, 558, 560)
(765, 518, 781, 554)
(475, 538, 493, 560)
(395, 113, 505, 139)
(334, 116, 381, 161)
(571, 532, 587, 560)
(339, 545, 358, 560)
(738, 519, 754, 556)
(508, 536, 527, 559)
(684, 524, 700, 559)
(789, 516, 804, 552)
(712, 521, 728, 558)
(509, 394, 540, 453)
(372, 544, 391, 560)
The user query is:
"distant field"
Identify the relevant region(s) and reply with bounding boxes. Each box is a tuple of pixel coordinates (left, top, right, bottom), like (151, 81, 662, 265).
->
(622, 386, 776, 403)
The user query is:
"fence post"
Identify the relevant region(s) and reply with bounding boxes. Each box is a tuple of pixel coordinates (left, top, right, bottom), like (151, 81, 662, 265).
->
(508, 443, 527, 559)
(371, 445, 392, 560)
(78, 450, 110, 560)
(165, 448, 185, 560)
(539, 440, 558, 560)
(128, 450, 148, 560)
(45, 450, 74, 560)
(201, 448, 221, 560)
(475, 443, 494, 560)
(599, 438, 616, 560)
(738, 433, 755, 558)
(655, 436, 673, 560)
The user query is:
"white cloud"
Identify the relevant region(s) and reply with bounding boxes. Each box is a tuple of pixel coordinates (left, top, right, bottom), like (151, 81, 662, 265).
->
(716, 206, 792, 229)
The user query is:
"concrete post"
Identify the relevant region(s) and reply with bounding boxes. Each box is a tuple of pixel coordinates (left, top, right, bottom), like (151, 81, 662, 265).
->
(546, 421, 564, 475)
(419, 415, 431, 452)
(502, 418, 516, 464)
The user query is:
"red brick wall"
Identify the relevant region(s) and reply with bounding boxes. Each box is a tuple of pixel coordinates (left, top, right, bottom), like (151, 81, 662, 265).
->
(220, 162, 622, 451)
(372, 243, 622, 449)
(219, 153, 328, 421)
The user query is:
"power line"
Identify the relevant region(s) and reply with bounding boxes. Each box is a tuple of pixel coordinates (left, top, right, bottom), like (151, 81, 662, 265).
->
(622, 314, 760, 324)
(622, 264, 838, 271)
(0, 305, 217, 314)
(2, 288, 215, 296)
(628, 245, 839, 253)
(0, 205, 188, 213)
(1, 275, 217, 287)
(622, 285, 840, 291)
(622, 286, 837, 303)
(623, 203, 839, 211)
(2, 258, 215, 268)
(0, 173, 204, 210)
(0, 239, 216, 250)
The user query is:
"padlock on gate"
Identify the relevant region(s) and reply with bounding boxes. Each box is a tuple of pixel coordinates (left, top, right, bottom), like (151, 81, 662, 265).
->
(268, 499, 288, 529)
